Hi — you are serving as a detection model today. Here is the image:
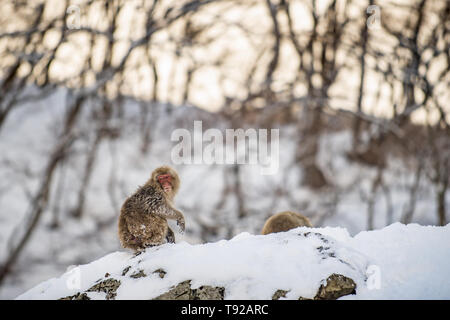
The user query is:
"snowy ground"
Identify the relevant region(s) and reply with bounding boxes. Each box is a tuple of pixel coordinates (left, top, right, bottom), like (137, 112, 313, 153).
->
(0, 88, 447, 299)
(17, 223, 450, 300)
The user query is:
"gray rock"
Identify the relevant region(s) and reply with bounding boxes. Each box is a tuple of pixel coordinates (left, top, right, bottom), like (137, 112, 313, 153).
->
(153, 268, 167, 278)
(153, 280, 224, 300)
(194, 285, 225, 300)
(130, 270, 146, 279)
(314, 273, 356, 300)
(272, 289, 289, 300)
(122, 266, 131, 276)
(59, 292, 90, 300)
(87, 278, 121, 300)
(154, 280, 192, 300)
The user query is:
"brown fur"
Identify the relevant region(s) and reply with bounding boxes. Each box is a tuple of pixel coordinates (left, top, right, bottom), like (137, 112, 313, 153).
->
(261, 211, 312, 235)
(118, 166, 185, 251)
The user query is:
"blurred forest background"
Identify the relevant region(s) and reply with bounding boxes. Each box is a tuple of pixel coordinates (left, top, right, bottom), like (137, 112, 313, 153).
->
(0, 0, 449, 298)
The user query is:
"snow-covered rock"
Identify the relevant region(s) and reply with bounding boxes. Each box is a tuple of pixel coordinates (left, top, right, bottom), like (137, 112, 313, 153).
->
(16, 223, 450, 300)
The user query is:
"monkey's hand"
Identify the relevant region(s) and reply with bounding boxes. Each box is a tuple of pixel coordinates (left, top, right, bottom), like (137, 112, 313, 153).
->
(157, 205, 185, 233)
(176, 216, 185, 233)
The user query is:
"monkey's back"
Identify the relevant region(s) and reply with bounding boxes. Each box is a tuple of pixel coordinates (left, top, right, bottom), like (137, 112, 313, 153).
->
(261, 211, 312, 235)
(118, 185, 170, 250)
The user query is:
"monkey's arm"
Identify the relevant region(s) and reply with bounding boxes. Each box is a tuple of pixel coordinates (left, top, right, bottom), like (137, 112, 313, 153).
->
(154, 203, 185, 233)
(166, 227, 175, 243)
(137, 186, 185, 232)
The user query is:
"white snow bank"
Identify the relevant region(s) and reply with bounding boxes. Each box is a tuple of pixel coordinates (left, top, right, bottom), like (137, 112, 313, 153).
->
(16, 223, 450, 300)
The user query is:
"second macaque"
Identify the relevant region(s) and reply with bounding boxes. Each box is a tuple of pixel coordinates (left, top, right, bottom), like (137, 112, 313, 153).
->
(261, 211, 312, 235)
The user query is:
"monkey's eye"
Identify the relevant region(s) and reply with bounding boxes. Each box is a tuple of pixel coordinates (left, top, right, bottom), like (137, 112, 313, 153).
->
(157, 174, 172, 182)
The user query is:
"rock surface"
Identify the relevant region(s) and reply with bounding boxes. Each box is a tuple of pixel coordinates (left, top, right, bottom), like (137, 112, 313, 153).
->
(272, 274, 356, 300)
(315, 273, 356, 300)
(59, 273, 355, 300)
(19, 228, 382, 300)
(154, 280, 225, 300)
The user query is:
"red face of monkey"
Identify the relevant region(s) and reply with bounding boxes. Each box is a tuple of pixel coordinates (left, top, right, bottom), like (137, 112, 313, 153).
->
(157, 173, 173, 193)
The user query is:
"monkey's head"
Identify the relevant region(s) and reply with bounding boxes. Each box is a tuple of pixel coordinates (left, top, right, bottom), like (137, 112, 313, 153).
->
(151, 165, 180, 197)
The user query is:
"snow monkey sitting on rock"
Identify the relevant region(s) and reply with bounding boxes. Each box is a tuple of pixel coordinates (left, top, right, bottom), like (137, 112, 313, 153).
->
(261, 211, 312, 235)
(118, 166, 185, 251)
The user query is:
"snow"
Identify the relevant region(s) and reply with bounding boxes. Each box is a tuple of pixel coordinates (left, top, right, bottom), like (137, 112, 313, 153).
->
(348, 223, 450, 299)
(16, 223, 450, 300)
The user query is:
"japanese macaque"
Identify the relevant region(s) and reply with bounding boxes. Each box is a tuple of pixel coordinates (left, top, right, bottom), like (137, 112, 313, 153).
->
(118, 166, 185, 251)
(261, 211, 312, 235)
